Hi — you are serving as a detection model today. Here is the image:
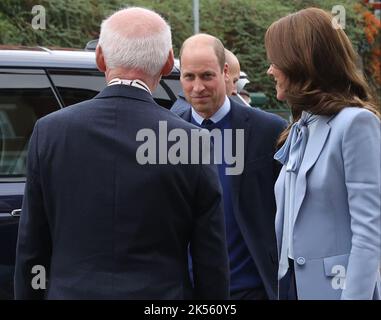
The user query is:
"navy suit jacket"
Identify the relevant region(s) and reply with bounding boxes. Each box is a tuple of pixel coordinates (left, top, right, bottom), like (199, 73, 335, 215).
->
(14, 85, 229, 300)
(173, 98, 287, 299)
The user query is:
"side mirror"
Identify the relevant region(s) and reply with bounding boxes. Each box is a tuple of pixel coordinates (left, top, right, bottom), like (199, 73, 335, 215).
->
(85, 39, 98, 51)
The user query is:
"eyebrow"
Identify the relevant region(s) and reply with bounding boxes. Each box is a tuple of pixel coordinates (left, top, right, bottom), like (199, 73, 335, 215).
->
(182, 70, 216, 77)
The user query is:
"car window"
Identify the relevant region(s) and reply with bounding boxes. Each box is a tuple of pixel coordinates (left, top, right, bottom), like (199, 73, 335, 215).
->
(161, 78, 183, 97)
(154, 79, 176, 109)
(0, 68, 60, 179)
(49, 69, 176, 110)
(48, 69, 106, 106)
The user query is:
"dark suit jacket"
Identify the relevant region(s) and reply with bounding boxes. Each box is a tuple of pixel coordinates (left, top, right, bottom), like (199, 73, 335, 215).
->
(173, 98, 287, 299)
(14, 85, 229, 300)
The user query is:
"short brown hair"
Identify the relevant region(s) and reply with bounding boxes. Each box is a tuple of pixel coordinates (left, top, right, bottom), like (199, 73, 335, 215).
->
(179, 33, 226, 72)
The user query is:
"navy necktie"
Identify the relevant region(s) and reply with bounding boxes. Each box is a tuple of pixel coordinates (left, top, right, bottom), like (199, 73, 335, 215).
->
(201, 119, 214, 130)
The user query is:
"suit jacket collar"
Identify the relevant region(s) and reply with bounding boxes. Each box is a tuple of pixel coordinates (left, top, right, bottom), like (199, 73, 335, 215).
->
(228, 99, 251, 202)
(178, 106, 192, 122)
(94, 84, 156, 105)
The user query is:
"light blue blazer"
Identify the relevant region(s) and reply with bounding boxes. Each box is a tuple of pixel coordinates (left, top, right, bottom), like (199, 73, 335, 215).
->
(275, 107, 381, 300)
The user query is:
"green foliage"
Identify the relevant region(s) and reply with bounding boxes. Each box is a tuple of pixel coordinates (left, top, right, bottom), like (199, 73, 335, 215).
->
(0, 0, 376, 109)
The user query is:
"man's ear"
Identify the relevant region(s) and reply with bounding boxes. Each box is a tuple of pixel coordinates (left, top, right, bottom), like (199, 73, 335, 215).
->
(96, 45, 106, 72)
(223, 62, 229, 82)
(161, 49, 175, 76)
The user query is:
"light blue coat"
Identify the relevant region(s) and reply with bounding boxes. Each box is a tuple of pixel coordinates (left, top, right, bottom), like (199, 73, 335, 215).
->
(275, 107, 381, 300)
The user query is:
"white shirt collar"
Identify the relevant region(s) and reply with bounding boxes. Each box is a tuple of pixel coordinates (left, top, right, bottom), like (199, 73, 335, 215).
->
(108, 78, 152, 95)
(191, 96, 231, 125)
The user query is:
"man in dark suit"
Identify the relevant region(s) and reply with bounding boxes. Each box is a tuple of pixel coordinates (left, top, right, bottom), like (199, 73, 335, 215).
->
(14, 8, 229, 300)
(174, 33, 287, 300)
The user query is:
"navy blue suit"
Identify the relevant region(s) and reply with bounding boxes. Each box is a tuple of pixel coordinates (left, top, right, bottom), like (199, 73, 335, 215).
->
(14, 85, 229, 299)
(173, 98, 287, 299)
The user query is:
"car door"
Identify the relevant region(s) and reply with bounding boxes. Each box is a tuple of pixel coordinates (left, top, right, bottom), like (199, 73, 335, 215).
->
(0, 68, 61, 299)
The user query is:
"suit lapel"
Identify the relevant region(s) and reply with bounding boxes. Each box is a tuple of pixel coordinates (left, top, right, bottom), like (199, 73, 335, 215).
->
(178, 108, 192, 122)
(293, 116, 331, 223)
(229, 100, 251, 205)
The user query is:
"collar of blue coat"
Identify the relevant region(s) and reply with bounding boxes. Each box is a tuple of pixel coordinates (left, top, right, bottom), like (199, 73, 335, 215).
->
(191, 96, 231, 125)
(274, 111, 319, 172)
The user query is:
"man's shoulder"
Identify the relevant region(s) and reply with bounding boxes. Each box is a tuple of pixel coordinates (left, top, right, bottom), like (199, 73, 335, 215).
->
(230, 99, 287, 128)
(37, 99, 93, 128)
(249, 108, 287, 128)
(170, 96, 191, 115)
(157, 106, 199, 131)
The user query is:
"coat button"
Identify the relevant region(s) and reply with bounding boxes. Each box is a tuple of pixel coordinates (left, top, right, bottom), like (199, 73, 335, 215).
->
(296, 257, 306, 266)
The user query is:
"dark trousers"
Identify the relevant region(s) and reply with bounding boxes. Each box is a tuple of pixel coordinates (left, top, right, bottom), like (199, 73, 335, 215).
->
(279, 259, 298, 300)
(230, 285, 268, 300)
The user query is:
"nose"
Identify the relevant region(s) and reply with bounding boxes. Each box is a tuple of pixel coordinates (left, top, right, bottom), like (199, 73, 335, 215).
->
(266, 65, 273, 76)
(193, 78, 205, 93)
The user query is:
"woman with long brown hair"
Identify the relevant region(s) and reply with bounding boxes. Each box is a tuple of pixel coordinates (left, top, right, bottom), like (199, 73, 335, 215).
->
(265, 7, 380, 300)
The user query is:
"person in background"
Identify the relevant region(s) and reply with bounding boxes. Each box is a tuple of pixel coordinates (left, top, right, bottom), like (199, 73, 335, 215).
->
(174, 33, 287, 300)
(225, 49, 251, 107)
(14, 7, 229, 300)
(266, 7, 380, 300)
(224, 49, 241, 97)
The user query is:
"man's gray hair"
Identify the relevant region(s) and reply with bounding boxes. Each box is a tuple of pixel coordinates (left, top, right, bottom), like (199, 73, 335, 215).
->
(98, 8, 172, 77)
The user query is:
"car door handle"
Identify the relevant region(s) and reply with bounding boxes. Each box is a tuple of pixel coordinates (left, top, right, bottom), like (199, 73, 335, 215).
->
(10, 209, 21, 217)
